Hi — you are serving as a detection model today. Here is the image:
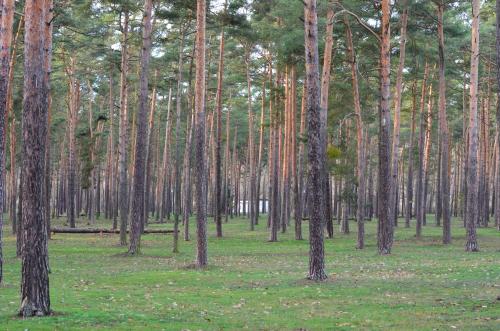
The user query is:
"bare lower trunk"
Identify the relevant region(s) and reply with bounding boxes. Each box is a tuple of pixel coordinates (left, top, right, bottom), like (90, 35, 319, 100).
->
(0, 0, 15, 284)
(416, 62, 429, 237)
(128, 0, 153, 255)
(377, 0, 393, 255)
(345, 16, 365, 249)
(194, 0, 208, 267)
(437, 2, 451, 244)
(465, 0, 480, 251)
(118, 11, 130, 246)
(19, 0, 51, 316)
(320, 2, 335, 239)
(389, 1, 408, 228)
(495, 0, 500, 231)
(214, 25, 225, 236)
(304, 0, 327, 281)
(405, 79, 418, 228)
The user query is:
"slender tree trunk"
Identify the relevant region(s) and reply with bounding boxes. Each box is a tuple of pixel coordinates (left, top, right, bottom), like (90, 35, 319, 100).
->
(194, 0, 208, 267)
(256, 81, 266, 224)
(66, 59, 79, 229)
(345, 16, 366, 249)
(106, 70, 115, 225)
(495, 0, 500, 231)
(416, 62, 429, 237)
(44, 0, 53, 237)
(214, 25, 225, 236)
(7, 15, 22, 236)
(320, 2, 335, 239)
(377, 0, 393, 255)
(118, 11, 130, 246)
(304, 0, 327, 281)
(296, 83, 306, 239)
(128, 0, 153, 255)
(437, 2, 451, 244)
(390, 1, 408, 228)
(422, 75, 435, 227)
(465, 0, 480, 251)
(19, 0, 51, 316)
(291, 68, 302, 240)
(405, 78, 417, 228)
(0, 0, 14, 283)
(245, 48, 256, 231)
(144, 71, 158, 228)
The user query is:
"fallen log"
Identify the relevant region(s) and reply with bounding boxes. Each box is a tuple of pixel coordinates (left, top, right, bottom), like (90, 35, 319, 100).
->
(51, 228, 175, 234)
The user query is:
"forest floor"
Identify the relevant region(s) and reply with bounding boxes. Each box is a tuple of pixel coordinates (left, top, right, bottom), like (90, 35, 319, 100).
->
(0, 215, 499, 330)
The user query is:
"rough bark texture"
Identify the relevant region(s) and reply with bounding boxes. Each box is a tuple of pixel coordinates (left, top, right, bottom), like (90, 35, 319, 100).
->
(118, 11, 130, 246)
(345, 16, 366, 249)
(465, 0, 480, 252)
(19, 0, 51, 316)
(495, 0, 500, 231)
(128, 0, 153, 255)
(171, 24, 184, 251)
(390, 1, 408, 228)
(0, 0, 14, 284)
(194, 0, 208, 267)
(44, 0, 53, 238)
(377, 0, 393, 255)
(437, 1, 451, 244)
(214, 26, 225, 236)
(8, 14, 22, 237)
(304, 0, 327, 281)
(320, 3, 334, 239)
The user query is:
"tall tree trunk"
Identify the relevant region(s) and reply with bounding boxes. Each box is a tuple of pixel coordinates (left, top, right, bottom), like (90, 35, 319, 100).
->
(118, 11, 130, 245)
(214, 24, 225, 236)
(291, 68, 302, 240)
(144, 70, 157, 228)
(223, 98, 231, 224)
(304, 0, 327, 281)
(0, 0, 14, 284)
(128, 0, 153, 255)
(320, 2, 335, 239)
(245, 48, 256, 231)
(437, 1, 451, 244)
(344, 16, 366, 249)
(160, 88, 172, 223)
(44, 0, 53, 237)
(416, 62, 429, 237)
(88, 86, 96, 225)
(296, 82, 306, 239)
(390, 1, 408, 228)
(106, 70, 115, 225)
(66, 59, 79, 229)
(194, 0, 208, 267)
(256, 81, 266, 223)
(171, 24, 186, 251)
(405, 78, 418, 228)
(495, 0, 500, 231)
(7, 15, 22, 236)
(465, 0, 480, 251)
(19, 0, 51, 316)
(422, 74, 435, 227)
(377, 0, 393, 255)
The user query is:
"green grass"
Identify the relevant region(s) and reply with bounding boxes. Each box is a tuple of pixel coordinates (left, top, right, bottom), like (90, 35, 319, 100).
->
(1, 215, 499, 330)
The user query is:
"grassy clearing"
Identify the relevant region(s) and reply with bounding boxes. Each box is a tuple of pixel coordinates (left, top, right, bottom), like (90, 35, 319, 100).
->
(0, 215, 499, 330)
